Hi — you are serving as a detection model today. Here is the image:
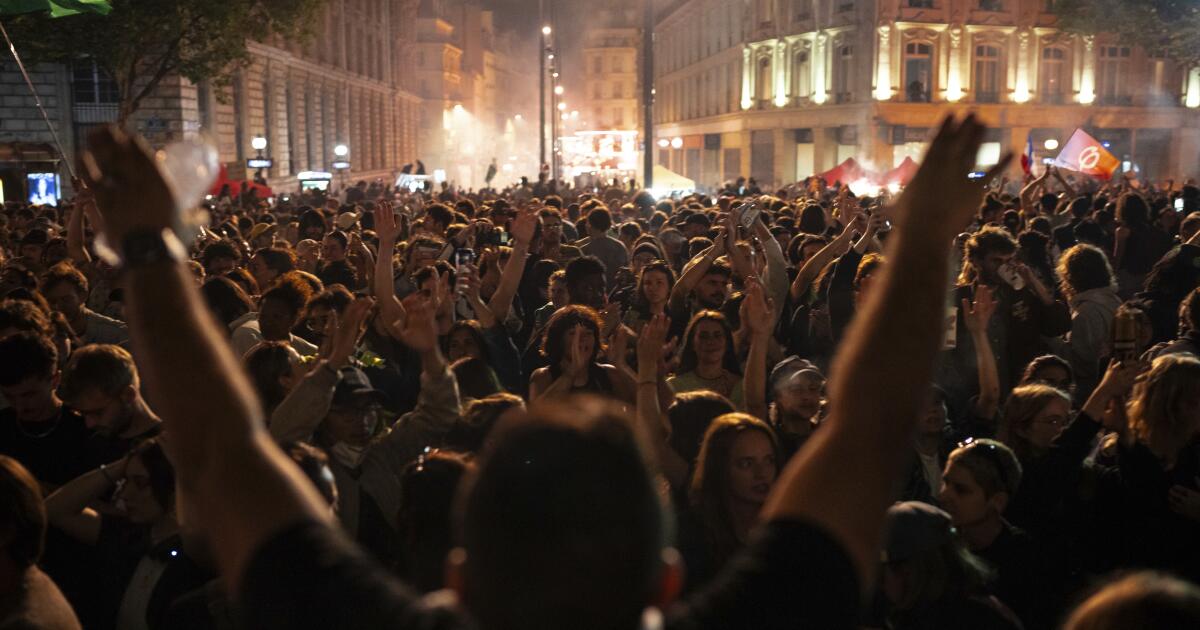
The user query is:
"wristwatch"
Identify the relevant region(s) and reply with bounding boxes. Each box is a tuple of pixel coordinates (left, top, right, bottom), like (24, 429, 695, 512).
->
(121, 228, 186, 269)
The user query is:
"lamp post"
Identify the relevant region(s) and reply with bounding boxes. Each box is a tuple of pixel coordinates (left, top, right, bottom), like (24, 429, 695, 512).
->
(251, 136, 269, 185)
(642, 0, 655, 189)
(333, 143, 350, 196)
(539, 8, 551, 172)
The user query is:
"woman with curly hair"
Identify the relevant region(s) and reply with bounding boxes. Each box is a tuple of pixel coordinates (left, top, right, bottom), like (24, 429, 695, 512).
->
(529, 305, 634, 403)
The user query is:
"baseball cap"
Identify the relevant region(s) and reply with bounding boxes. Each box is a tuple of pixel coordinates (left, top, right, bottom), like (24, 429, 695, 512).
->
(882, 501, 955, 563)
(332, 367, 388, 407)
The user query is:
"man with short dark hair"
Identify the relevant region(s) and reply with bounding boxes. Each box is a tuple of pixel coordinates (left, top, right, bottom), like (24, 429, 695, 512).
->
(41, 262, 127, 346)
(563, 256, 607, 310)
(0, 333, 94, 488)
(250, 247, 297, 291)
(577, 207, 627, 286)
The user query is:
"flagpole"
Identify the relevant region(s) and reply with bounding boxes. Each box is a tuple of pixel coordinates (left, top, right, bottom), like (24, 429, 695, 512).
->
(0, 19, 76, 180)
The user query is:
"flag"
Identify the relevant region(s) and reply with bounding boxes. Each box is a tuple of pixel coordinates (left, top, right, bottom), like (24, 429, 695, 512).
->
(1020, 133, 1034, 176)
(1052, 129, 1121, 181)
(0, 0, 111, 17)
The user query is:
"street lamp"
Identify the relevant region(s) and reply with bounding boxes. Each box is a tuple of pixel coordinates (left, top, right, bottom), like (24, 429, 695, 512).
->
(670, 137, 683, 149)
(542, 25, 552, 35)
(332, 144, 350, 194)
(1043, 138, 1060, 151)
(250, 136, 270, 184)
(251, 136, 268, 151)
(334, 144, 349, 157)
(657, 138, 669, 148)
(554, 85, 564, 95)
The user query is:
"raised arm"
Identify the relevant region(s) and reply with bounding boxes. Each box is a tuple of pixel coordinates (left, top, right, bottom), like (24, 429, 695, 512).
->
(789, 217, 856, 301)
(634, 313, 689, 488)
(44, 456, 128, 545)
(487, 207, 535, 320)
(962, 285, 1000, 420)
(762, 115, 1012, 584)
(741, 277, 774, 421)
(66, 184, 93, 264)
(81, 126, 330, 590)
(669, 231, 724, 311)
(372, 202, 406, 328)
(1051, 165, 1077, 198)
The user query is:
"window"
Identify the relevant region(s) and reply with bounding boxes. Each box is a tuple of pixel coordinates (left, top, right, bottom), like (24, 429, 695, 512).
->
(908, 0, 934, 7)
(792, 50, 811, 100)
(1040, 47, 1066, 104)
(592, 55, 602, 74)
(757, 0, 775, 26)
(71, 60, 119, 104)
(792, 0, 810, 20)
(756, 57, 772, 105)
(1098, 46, 1132, 105)
(834, 45, 854, 103)
(613, 107, 624, 126)
(979, 0, 1003, 10)
(904, 42, 933, 102)
(973, 44, 1001, 102)
(612, 56, 623, 73)
(593, 82, 602, 99)
(197, 81, 212, 131)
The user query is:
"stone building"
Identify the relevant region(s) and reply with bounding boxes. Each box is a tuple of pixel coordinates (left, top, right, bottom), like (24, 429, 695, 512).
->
(653, 0, 1200, 190)
(582, 25, 641, 131)
(0, 0, 424, 201)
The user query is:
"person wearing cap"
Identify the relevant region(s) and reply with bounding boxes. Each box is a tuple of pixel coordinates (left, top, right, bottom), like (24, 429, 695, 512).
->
(681, 212, 711, 239)
(766, 357, 825, 460)
(879, 501, 1021, 630)
(269, 295, 461, 563)
(247, 223, 277, 251)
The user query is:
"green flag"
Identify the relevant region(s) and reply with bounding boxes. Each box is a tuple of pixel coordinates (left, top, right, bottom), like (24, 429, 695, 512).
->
(0, 0, 112, 17)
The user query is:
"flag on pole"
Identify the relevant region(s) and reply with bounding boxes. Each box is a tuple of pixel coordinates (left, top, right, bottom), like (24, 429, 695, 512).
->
(1052, 129, 1121, 180)
(1020, 133, 1034, 176)
(0, 0, 111, 17)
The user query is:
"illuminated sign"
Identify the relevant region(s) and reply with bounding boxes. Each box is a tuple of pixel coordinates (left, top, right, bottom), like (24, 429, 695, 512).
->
(27, 172, 59, 206)
(297, 171, 333, 181)
(332, 161, 351, 170)
(247, 158, 273, 169)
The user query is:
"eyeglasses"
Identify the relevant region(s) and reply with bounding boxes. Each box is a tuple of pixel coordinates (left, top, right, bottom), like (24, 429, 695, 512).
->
(1033, 414, 1069, 428)
(955, 437, 1013, 492)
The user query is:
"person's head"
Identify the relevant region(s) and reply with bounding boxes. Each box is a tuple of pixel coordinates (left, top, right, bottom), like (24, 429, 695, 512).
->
(938, 439, 1022, 530)
(40, 262, 88, 319)
(1057, 243, 1115, 301)
(201, 240, 242, 276)
(853, 253, 886, 298)
(630, 242, 661, 274)
(450, 356, 504, 400)
(798, 203, 826, 235)
(586, 207, 613, 236)
(768, 357, 825, 423)
(689, 413, 779, 552)
(1063, 571, 1200, 630)
(445, 319, 489, 363)
(258, 275, 313, 341)
(319, 368, 387, 450)
(538, 208, 564, 245)
(244, 341, 304, 414)
(445, 393, 525, 454)
(1127, 353, 1200, 464)
(426, 203, 454, 235)
(115, 441, 176, 525)
(1020, 354, 1075, 394)
(547, 269, 568, 308)
(635, 260, 674, 310)
(0, 333, 59, 423)
(880, 501, 993, 613)
(250, 247, 297, 291)
(0, 456, 46, 569)
(960, 226, 1018, 286)
(679, 310, 738, 375)
(200, 276, 255, 329)
(1181, 287, 1200, 334)
(619, 222, 643, 250)
(1116, 192, 1151, 228)
(283, 441, 339, 515)
(320, 230, 349, 263)
(225, 267, 260, 297)
(1001, 384, 1073, 462)
(694, 260, 731, 309)
(59, 344, 144, 437)
(541, 305, 603, 369)
(788, 234, 828, 266)
(452, 397, 673, 630)
(299, 285, 354, 345)
(298, 208, 329, 241)
(1180, 211, 1200, 243)
(0, 298, 51, 339)
(564, 256, 607, 309)
(396, 450, 474, 593)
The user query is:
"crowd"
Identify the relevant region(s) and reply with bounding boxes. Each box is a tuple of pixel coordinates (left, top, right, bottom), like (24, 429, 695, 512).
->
(1, 115, 1200, 630)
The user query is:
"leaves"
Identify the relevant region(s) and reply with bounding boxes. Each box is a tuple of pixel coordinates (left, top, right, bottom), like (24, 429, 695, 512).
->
(1053, 0, 1200, 66)
(7, 0, 327, 122)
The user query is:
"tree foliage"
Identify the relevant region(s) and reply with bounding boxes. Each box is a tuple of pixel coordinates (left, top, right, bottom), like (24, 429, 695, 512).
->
(1053, 0, 1200, 66)
(8, 0, 328, 123)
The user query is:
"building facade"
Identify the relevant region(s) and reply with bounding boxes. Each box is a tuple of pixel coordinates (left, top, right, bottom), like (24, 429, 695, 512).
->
(654, 0, 1200, 190)
(582, 27, 641, 131)
(0, 0, 424, 200)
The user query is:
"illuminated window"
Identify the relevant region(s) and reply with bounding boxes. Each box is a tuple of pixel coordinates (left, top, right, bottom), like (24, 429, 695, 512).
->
(1098, 46, 1132, 105)
(973, 44, 1002, 103)
(904, 42, 933, 102)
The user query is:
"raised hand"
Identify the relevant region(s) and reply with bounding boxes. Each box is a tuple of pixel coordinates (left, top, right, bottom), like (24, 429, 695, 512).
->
(79, 125, 176, 247)
(894, 114, 1014, 237)
(384, 291, 439, 354)
(564, 324, 590, 377)
(374, 201, 401, 244)
(326, 298, 374, 368)
(636, 313, 670, 376)
(741, 276, 776, 337)
(962, 284, 997, 335)
(510, 206, 538, 245)
(1169, 479, 1200, 522)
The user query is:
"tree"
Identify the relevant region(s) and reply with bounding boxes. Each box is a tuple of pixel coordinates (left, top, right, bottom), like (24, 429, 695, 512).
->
(8, 0, 327, 124)
(1053, 0, 1200, 67)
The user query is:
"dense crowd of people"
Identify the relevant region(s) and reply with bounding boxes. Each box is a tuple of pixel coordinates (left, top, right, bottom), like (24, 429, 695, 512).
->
(1, 116, 1200, 629)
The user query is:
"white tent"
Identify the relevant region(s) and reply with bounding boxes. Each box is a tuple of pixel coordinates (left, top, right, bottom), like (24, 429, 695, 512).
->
(650, 165, 695, 196)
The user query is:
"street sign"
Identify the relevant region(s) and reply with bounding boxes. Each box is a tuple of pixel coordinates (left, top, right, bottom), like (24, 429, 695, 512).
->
(247, 158, 273, 169)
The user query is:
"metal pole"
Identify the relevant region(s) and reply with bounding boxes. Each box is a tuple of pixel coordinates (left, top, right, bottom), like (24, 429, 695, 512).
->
(551, 66, 559, 184)
(642, 0, 654, 190)
(538, 0, 546, 171)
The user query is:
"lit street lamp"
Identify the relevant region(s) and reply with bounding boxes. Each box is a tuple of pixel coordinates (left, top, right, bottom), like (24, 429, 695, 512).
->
(1044, 138, 1060, 151)
(249, 136, 271, 184)
(554, 85, 564, 95)
(332, 144, 350, 193)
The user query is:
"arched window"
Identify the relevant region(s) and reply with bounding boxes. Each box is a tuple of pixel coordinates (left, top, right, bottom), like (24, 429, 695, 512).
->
(756, 56, 772, 106)
(1040, 46, 1066, 104)
(793, 49, 811, 101)
(973, 44, 1002, 103)
(1098, 45, 1131, 105)
(904, 42, 933, 102)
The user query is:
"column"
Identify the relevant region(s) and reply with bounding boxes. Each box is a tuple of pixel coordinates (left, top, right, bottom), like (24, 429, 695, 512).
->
(1185, 67, 1200, 108)
(1078, 35, 1096, 104)
(1168, 128, 1200, 179)
(774, 40, 788, 107)
(741, 46, 753, 110)
(1013, 30, 1031, 103)
(813, 32, 828, 104)
(875, 24, 892, 101)
(773, 128, 795, 185)
(946, 26, 964, 102)
(812, 127, 837, 173)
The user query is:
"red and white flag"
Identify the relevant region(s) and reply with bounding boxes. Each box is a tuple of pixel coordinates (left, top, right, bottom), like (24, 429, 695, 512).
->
(1052, 129, 1120, 180)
